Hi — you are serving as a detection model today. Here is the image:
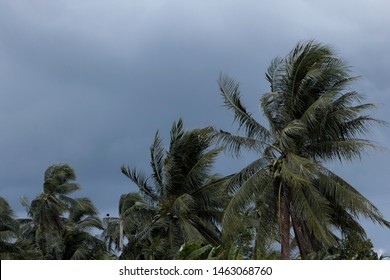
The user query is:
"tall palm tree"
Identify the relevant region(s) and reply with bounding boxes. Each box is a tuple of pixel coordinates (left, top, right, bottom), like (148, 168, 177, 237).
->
(120, 119, 227, 259)
(214, 41, 390, 259)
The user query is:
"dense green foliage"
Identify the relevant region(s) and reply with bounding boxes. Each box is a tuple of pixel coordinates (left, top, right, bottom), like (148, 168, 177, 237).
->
(1, 41, 389, 260)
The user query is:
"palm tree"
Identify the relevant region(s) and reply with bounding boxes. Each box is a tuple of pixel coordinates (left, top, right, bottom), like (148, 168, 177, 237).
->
(26, 163, 80, 259)
(120, 119, 227, 259)
(22, 163, 108, 259)
(214, 41, 390, 259)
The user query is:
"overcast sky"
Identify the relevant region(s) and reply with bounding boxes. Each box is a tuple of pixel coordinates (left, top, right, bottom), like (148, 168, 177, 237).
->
(0, 0, 389, 253)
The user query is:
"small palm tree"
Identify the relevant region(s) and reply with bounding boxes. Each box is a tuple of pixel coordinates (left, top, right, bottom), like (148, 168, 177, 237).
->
(214, 41, 390, 259)
(22, 163, 108, 259)
(120, 119, 226, 259)
(26, 163, 80, 259)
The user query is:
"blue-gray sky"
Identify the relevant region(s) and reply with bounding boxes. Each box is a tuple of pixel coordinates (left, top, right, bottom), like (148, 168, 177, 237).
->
(1, 0, 389, 253)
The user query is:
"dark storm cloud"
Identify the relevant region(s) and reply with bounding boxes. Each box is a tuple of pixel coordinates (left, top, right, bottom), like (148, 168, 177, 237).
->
(0, 0, 389, 251)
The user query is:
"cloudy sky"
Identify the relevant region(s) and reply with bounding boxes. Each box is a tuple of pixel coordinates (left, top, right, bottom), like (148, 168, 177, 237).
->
(1, 0, 389, 253)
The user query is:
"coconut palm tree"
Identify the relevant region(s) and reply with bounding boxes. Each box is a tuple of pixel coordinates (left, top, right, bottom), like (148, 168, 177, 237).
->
(26, 163, 80, 259)
(120, 119, 227, 259)
(214, 41, 390, 259)
(23, 163, 108, 259)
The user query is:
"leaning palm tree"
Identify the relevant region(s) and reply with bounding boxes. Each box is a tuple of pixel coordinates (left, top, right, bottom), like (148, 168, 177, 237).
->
(23, 163, 108, 259)
(27, 163, 80, 259)
(23, 163, 107, 259)
(215, 41, 390, 259)
(120, 119, 227, 259)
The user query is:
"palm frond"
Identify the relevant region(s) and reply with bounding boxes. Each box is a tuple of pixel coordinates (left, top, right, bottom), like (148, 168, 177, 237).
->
(43, 164, 77, 194)
(121, 166, 158, 203)
(222, 167, 272, 239)
(210, 127, 273, 157)
(225, 157, 271, 194)
(52, 183, 81, 195)
(278, 120, 307, 151)
(289, 181, 335, 246)
(315, 166, 390, 228)
(150, 131, 164, 190)
(307, 138, 382, 162)
(170, 118, 185, 147)
(299, 88, 342, 129)
(68, 197, 99, 221)
(218, 74, 271, 140)
(186, 217, 221, 245)
(185, 147, 223, 187)
(260, 91, 292, 135)
(328, 203, 367, 237)
(265, 57, 284, 92)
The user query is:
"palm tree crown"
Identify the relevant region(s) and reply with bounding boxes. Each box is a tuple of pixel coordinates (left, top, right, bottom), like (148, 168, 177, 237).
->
(215, 41, 390, 259)
(119, 119, 226, 259)
(25, 163, 106, 259)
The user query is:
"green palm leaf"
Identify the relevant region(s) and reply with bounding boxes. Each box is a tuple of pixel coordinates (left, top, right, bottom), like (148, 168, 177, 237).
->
(218, 74, 271, 140)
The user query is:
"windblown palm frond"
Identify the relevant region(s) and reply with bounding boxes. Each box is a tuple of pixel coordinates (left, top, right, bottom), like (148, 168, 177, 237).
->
(121, 166, 158, 203)
(150, 131, 165, 191)
(218, 74, 271, 141)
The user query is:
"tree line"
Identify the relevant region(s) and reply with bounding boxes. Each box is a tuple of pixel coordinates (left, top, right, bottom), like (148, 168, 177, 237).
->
(1, 41, 389, 260)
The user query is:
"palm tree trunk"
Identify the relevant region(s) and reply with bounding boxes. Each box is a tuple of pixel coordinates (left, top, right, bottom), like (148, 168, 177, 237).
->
(279, 181, 291, 260)
(291, 214, 310, 259)
(119, 217, 124, 253)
